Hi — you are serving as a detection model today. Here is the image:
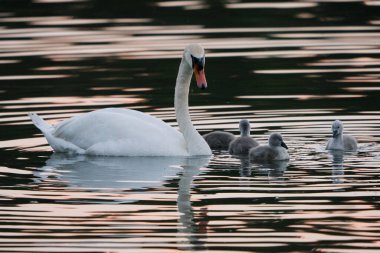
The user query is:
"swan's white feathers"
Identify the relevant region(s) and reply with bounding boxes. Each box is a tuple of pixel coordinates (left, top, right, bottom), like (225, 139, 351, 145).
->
(28, 112, 54, 133)
(185, 44, 204, 58)
(51, 108, 188, 156)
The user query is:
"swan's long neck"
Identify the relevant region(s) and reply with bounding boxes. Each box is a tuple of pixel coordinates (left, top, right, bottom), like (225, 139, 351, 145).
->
(332, 133, 344, 148)
(241, 127, 250, 137)
(175, 57, 211, 156)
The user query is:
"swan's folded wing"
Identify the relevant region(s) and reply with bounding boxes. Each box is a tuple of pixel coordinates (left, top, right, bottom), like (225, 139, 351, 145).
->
(52, 108, 188, 155)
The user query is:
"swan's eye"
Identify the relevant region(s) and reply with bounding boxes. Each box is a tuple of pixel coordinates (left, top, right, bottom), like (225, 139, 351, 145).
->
(191, 55, 205, 70)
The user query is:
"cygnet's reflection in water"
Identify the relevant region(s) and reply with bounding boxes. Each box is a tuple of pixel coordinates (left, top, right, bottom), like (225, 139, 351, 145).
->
(238, 156, 252, 177)
(36, 154, 211, 250)
(329, 150, 345, 184)
(252, 161, 289, 182)
(236, 156, 289, 181)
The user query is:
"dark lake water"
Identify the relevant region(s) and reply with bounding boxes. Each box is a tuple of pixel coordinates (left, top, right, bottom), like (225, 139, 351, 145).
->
(1, 0, 380, 252)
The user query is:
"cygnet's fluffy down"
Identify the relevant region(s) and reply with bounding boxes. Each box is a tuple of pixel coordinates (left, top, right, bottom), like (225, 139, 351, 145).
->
(326, 120, 357, 151)
(203, 131, 235, 149)
(229, 119, 259, 155)
(249, 133, 289, 161)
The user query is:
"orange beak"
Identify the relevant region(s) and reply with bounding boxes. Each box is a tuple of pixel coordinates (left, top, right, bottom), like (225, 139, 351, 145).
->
(194, 64, 207, 89)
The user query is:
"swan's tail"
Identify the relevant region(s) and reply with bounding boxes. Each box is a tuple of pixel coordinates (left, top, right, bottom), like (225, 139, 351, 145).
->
(28, 112, 85, 154)
(28, 112, 54, 134)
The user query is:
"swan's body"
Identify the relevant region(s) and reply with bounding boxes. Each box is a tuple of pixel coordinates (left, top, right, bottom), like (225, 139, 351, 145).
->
(326, 120, 357, 152)
(30, 108, 188, 156)
(29, 44, 212, 156)
(249, 133, 289, 161)
(229, 120, 259, 155)
(203, 131, 235, 149)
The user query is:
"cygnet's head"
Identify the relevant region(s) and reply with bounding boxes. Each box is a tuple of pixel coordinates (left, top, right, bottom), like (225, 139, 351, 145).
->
(183, 44, 207, 89)
(239, 119, 251, 136)
(331, 120, 343, 137)
(269, 133, 288, 149)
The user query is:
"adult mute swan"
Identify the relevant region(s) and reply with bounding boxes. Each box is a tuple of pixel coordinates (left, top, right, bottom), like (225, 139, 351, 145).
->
(326, 120, 357, 152)
(228, 119, 259, 155)
(249, 133, 289, 161)
(28, 44, 212, 156)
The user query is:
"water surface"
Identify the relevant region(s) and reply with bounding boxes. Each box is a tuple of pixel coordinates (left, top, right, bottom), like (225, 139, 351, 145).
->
(1, 0, 380, 252)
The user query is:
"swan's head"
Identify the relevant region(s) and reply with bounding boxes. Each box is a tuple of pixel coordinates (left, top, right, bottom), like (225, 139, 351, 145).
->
(239, 119, 251, 136)
(269, 133, 288, 149)
(332, 120, 343, 137)
(184, 44, 207, 89)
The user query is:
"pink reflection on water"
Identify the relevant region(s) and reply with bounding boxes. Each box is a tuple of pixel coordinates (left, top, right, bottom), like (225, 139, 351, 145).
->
(365, 1, 380, 6)
(307, 0, 362, 2)
(0, 16, 70, 23)
(156, 0, 208, 10)
(0, 74, 70, 80)
(35, 66, 88, 71)
(0, 166, 33, 175)
(207, 49, 380, 60)
(32, 17, 151, 26)
(334, 74, 380, 83)
(0, 59, 19, 64)
(343, 87, 380, 91)
(306, 57, 380, 67)
(237, 94, 366, 100)
(1, 96, 147, 111)
(255, 68, 380, 74)
(0, 5, 380, 253)
(273, 32, 380, 39)
(0, 21, 380, 61)
(0, 137, 49, 150)
(225, 2, 318, 9)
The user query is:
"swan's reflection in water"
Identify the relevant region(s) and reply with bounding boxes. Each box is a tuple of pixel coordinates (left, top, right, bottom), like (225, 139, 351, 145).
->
(36, 154, 210, 250)
(177, 164, 208, 250)
(38, 154, 209, 191)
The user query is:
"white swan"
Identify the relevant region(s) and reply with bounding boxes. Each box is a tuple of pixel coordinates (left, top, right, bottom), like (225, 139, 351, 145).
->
(326, 120, 357, 152)
(249, 133, 289, 161)
(28, 44, 212, 156)
(228, 119, 259, 155)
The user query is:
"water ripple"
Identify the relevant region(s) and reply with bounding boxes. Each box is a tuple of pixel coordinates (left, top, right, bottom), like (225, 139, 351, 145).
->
(1, 0, 380, 252)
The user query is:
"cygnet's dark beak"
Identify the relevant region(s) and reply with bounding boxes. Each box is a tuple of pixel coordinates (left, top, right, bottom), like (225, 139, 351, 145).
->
(281, 141, 288, 149)
(332, 130, 339, 137)
(191, 55, 207, 89)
